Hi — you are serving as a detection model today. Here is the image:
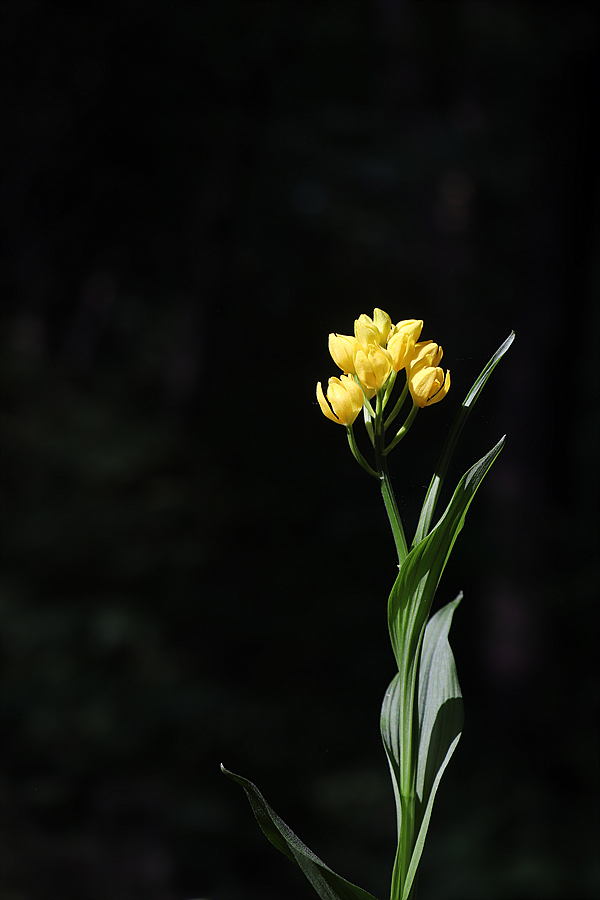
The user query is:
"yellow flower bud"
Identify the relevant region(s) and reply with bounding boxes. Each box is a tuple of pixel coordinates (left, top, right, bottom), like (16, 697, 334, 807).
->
(328, 333, 360, 374)
(411, 340, 444, 370)
(373, 308, 392, 343)
(409, 366, 451, 407)
(316, 374, 364, 425)
(354, 308, 392, 346)
(354, 342, 393, 393)
(387, 319, 423, 371)
(408, 340, 450, 406)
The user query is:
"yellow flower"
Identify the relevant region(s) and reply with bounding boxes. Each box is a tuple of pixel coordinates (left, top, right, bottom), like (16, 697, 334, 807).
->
(316, 374, 364, 425)
(408, 340, 450, 407)
(328, 333, 360, 374)
(354, 342, 393, 393)
(410, 340, 443, 370)
(354, 308, 392, 346)
(387, 319, 423, 371)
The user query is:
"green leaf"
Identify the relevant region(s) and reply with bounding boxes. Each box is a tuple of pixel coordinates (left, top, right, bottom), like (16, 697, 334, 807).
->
(221, 765, 380, 900)
(380, 671, 407, 900)
(414, 331, 515, 546)
(415, 594, 463, 809)
(380, 598, 463, 900)
(388, 436, 505, 672)
(382, 438, 504, 898)
(404, 595, 464, 900)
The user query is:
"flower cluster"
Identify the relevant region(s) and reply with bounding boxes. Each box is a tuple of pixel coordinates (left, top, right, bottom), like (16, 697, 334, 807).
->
(316, 308, 450, 426)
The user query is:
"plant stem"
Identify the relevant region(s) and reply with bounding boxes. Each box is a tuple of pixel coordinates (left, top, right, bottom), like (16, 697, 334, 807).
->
(374, 409, 408, 566)
(384, 380, 408, 429)
(379, 458, 408, 566)
(384, 402, 419, 456)
(346, 426, 379, 478)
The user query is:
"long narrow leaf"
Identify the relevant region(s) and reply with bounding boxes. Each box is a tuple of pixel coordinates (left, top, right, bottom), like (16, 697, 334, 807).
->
(402, 733, 461, 900)
(221, 766, 380, 900)
(380, 671, 405, 900)
(388, 436, 505, 671)
(382, 439, 503, 897)
(382, 598, 464, 900)
(402, 596, 464, 900)
(416, 594, 463, 808)
(413, 331, 514, 546)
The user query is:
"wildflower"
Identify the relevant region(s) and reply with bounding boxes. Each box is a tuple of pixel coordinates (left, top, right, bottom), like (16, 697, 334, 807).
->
(329, 333, 360, 374)
(354, 308, 392, 346)
(316, 374, 364, 425)
(410, 340, 443, 370)
(354, 342, 394, 393)
(408, 341, 450, 407)
(387, 319, 423, 371)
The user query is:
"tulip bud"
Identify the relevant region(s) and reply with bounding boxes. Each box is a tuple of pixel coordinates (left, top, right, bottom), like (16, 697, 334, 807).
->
(354, 342, 393, 393)
(354, 308, 392, 347)
(316, 374, 364, 425)
(387, 319, 423, 371)
(412, 340, 443, 369)
(329, 333, 359, 374)
(409, 364, 451, 407)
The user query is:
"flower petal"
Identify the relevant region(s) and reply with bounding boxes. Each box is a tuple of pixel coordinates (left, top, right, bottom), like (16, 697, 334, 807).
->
(316, 381, 340, 423)
(425, 368, 451, 405)
(329, 333, 358, 374)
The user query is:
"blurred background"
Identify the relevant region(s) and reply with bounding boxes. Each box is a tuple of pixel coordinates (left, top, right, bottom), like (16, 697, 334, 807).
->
(1, 2, 599, 898)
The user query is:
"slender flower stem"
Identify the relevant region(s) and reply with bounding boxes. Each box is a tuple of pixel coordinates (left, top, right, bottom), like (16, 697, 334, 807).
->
(362, 400, 375, 446)
(383, 368, 397, 408)
(379, 458, 408, 566)
(384, 402, 419, 456)
(346, 426, 379, 478)
(374, 405, 409, 566)
(384, 380, 409, 429)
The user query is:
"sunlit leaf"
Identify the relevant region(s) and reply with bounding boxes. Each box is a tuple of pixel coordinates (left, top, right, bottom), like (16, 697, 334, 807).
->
(403, 595, 464, 900)
(414, 331, 515, 546)
(388, 436, 505, 671)
(221, 766, 380, 900)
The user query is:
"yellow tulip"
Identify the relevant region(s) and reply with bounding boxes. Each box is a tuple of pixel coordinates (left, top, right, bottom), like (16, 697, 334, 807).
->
(316, 374, 364, 425)
(408, 340, 450, 406)
(354, 308, 392, 346)
(409, 366, 451, 406)
(328, 333, 360, 374)
(354, 342, 393, 393)
(410, 340, 444, 370)
(387, 319, 423, 371)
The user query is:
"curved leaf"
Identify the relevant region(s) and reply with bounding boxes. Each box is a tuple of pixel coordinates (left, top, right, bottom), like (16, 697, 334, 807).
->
(382, 439, 503, 898)
(388, 436, 505, 671)
(380, 671, 406, 900)
(414, 331, 515, 546)
(221, 765, 380, 900)
(416, 595, 463, 806)
(381, 597, 464, 900)
(404, 595, 464, 899)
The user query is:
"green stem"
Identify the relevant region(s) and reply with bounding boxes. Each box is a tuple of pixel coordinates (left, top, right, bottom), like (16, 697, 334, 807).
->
(374, 408, 408, 566)
(385, 380, 409, 429)
(379, 459, 408, 566)
(384, 403, 419, 456)
(399, 792, 417, 897)
(346, 426, 379, 478)
(383, 368, 398, 409)
(363, 401, 375, 447)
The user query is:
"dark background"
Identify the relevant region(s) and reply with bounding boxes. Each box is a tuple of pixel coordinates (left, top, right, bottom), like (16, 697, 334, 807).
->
(1, 2, 599, 899)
